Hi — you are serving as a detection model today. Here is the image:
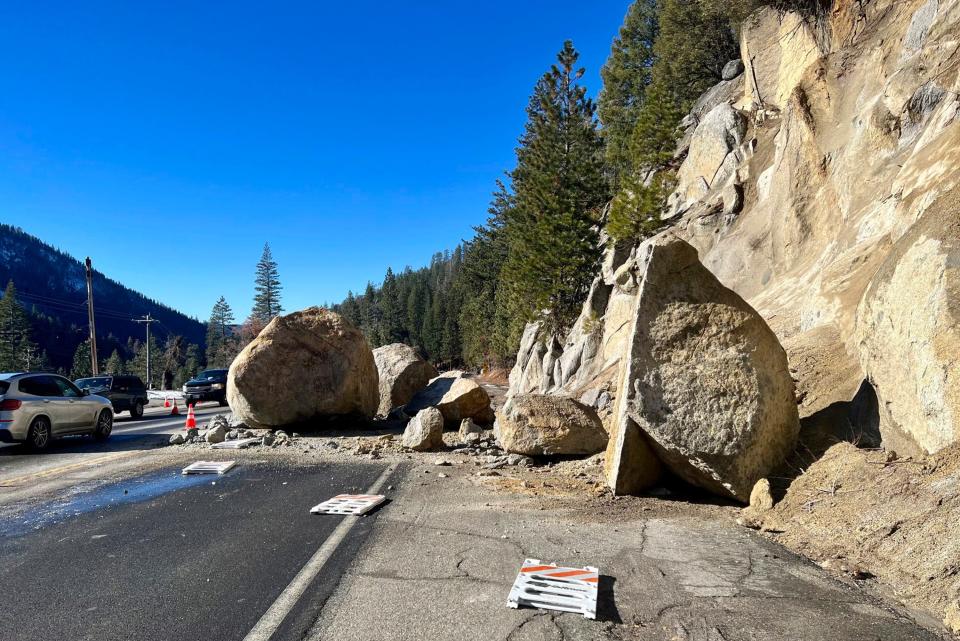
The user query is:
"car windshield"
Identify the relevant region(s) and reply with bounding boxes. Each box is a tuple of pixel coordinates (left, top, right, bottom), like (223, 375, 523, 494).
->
(76, 377, 111, 390)
(195, 370, 225, 380)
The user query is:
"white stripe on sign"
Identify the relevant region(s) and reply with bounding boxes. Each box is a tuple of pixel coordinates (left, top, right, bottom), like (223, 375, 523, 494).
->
(242, 464, 396, 641)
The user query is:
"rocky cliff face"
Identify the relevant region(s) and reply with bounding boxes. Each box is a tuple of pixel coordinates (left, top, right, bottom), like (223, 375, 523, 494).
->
(509, 0, 960, 459)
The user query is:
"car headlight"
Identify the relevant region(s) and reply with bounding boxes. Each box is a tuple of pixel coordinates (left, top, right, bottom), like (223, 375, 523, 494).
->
(211, 383, 224, 390)
(182, 385, 188, 392)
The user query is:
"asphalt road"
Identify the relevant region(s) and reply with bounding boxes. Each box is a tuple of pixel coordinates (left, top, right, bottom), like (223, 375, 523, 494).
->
(0, 459, 398, 641)
(0, 403, 230, 490)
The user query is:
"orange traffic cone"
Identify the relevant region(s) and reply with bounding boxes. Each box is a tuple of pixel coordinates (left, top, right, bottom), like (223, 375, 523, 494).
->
(164, 397, 171, 408)
(170, 399, 180, 416)
(184, 404, 196, 431)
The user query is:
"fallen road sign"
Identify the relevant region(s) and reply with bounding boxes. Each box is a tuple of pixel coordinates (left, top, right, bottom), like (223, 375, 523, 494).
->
(211, 437, 261, 450)
(310, 494, 386, 516)
(507, 558, 599, 619)
(182, 461, 236, 475)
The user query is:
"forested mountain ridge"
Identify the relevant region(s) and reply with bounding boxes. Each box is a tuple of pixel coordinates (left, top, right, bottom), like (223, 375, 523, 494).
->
(0, 223, 205, 371)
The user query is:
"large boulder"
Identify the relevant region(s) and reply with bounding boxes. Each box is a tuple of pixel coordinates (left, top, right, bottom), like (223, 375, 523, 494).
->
(406, 371, 492, 426)
(401, 407, 444, 451)
(606, 236, 800, 502)
(497, 394, 608, 456)
(372, 343, 438, 417)
(226, 307, 378, 429)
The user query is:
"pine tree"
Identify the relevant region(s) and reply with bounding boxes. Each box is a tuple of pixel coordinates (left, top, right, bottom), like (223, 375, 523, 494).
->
(379, 268, 404, 344)
(129, 333, 160, 386)
(500, 41, 609, 336)
(0, 280, 38, 371)
(629, 0, 738, 169)
(103, 349, 125, 375)
(598, 0, 659, 185)
(252, 243, 283, 323)
(71, 339, 93, 379)
(205, 296, 235, 363)
(177, 343, 202, 387)
(459, 182, 512, 368)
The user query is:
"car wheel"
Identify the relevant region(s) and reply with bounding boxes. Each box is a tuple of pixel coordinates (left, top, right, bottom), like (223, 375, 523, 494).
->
(93, 410, 113, 441)
(27, 417, 52, 451)
(130, 400, 144, 419)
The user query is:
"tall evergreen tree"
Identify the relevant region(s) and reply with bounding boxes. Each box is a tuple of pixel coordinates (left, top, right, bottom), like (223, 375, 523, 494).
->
(70, 339, 93, 379)
(500, 41, 609, 336)
(0, 280, 38, 371)
(608, 0, 738, 241)
(103, 349, 125, 375)
(205, 296, 235, 362)
(252, 243, 283, 323)
(598, 0, 659, 185)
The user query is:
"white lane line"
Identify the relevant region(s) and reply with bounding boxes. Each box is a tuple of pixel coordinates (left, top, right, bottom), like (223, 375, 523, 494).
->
(242, 464, 396, 641)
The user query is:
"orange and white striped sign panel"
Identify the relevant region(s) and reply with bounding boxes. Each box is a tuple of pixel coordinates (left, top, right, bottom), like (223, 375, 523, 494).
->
(507, 558, 599, 619)
(310, 494, 386, 516)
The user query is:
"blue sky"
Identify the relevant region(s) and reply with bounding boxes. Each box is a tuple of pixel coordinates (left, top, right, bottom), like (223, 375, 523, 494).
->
(0, 1, 630, 321)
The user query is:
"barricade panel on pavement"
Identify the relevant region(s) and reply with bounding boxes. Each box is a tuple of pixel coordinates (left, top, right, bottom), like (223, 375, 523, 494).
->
(507, 558, 599, 619)
(210, 437, 261, 450)
(310, 494, 386, 516)
(182, 461, 236, 475)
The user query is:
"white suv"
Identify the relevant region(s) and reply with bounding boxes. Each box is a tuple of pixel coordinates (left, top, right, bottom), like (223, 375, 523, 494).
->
(0, 372, 114, 450)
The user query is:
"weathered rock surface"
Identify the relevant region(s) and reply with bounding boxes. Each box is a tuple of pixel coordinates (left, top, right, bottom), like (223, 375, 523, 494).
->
(372, 343, 438, 417)
(406, 371, 492, 425)
(401, 407, 444, 451)
(496, 394, 608, 457)
(227, 307, 379, 429)
(855, 207, 960, 455)
(606, 237, 800, 501)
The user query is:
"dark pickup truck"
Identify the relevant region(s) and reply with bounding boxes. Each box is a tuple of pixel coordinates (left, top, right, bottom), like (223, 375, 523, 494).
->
(183, 369, 229, 407)
(75, 375, 149, 418)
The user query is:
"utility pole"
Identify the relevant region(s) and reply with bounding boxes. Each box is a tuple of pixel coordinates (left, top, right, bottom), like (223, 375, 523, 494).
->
(84, 257, 99, 375)
(134, 314, 157, 389)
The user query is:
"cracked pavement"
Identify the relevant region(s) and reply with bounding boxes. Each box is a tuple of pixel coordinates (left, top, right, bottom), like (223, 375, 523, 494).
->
(307, 463, 948, 640)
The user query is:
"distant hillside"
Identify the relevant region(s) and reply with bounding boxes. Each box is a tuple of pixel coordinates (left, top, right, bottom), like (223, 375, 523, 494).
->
(0, 224, 205, 370)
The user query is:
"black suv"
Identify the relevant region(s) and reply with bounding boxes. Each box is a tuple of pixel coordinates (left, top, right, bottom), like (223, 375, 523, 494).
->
(183, 369, 229, 407)
(75, 375, 149, 419)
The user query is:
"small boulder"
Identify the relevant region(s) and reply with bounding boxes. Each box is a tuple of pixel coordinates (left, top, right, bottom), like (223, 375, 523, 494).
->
(205, 423, 227, 444)
(168, 433, 185, 445)
(262, 432, 275, 447)
(721, 59, 744, 80)
(497, 394, 608, 457)
(401, 407, 445, 451)
(458, 418, 483, 442)
(749, 479, 775, 512)
(227, 307, 379, 429)
(372, 343, 438, 417)
(406, 372, 492, 426)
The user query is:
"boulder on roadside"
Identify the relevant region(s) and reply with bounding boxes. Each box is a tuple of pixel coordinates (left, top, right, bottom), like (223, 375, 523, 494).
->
(406, 371, 492, 426)
(748, 478, 775, 512)
(372, 343, 438, 417)
(205, 423, 227, 444)
(497, 394, 608, 457)
(401, 407, 445, 451)
(458, 418, 483, 442)
(605, 236, 800, 502)
(226, 307, 379, 429)
(168, 433, 185, 446)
